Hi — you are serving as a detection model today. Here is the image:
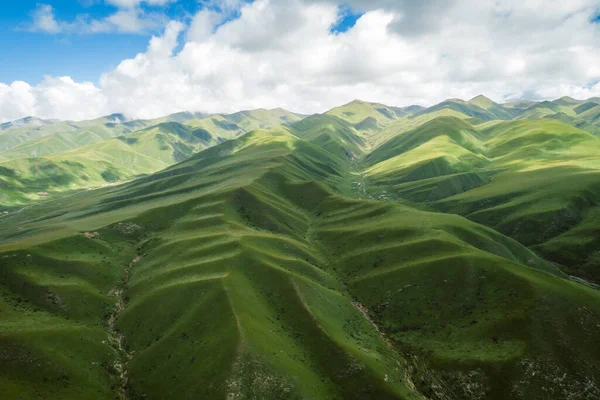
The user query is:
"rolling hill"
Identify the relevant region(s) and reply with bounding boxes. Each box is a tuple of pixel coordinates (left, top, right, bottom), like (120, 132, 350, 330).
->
(1, 96, 600, 400)
(0, 109, 306, 206)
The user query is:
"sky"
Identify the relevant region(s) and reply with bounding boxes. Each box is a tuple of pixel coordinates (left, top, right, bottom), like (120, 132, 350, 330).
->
(0, 0, 600, 122)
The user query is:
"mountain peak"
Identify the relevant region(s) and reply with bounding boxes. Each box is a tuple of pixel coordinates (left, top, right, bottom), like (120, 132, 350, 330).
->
(468, 94, 496, 108)
(559, 95, 577, 101)
(105, 113, 128, 123)
(552, 96, 581, 106)
(0, 116, 55, 130)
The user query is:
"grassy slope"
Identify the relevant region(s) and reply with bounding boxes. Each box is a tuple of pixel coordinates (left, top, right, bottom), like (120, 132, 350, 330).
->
(0, 128, 417, 399)
(225, 108, 305, 131)
(0, 121, 80, 152)
(362, 114, 600, 284)
(325, 100, 406, 136)
(0, 113, 206, 155)
(411, 97, 516, 122)
(0, 126, 129, 161)
(0, 111, 305, 207)
(1, 121, 600, 399)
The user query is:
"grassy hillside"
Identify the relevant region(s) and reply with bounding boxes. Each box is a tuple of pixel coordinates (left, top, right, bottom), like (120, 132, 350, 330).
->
(326, 100, 406, 134)
(2, 115, 600, 399)
(0, 110, 305, 207)
(412, 97, 516, 121)
(2, 97, 600, 399)
(360, 115, 600, 285)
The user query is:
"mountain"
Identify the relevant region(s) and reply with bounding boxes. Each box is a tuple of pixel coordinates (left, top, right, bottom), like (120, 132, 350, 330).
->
(0, 109, 306, 206)
(552, 96, 583, 106)
(412, 96, 517, 121)
(1, 97, 600, 399)
(326, 100, 407, 133)
(0, 116, 57, 131)
(544, 112, 600, 136)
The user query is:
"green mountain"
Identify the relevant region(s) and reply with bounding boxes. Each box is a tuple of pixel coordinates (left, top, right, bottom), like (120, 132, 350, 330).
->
(1, 97, 600, 400)
(0, 116, 57, 131)
(326, 100, 407, 133)
(0, 109, 306, 206)
(412, 96, 517, 121)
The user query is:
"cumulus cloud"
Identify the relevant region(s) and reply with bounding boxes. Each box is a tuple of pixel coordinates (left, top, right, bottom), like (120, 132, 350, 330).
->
(4, 0, 600, 122)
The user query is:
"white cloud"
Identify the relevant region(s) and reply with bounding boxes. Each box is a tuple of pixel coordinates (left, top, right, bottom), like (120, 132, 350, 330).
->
(25, 2, 171, 34)
(105, 0, 177, 8)
(30, 4, 61, 33)
(90, 8, 167, 33)
(4, 0, 600, 122)
(0, 77, 106, 122)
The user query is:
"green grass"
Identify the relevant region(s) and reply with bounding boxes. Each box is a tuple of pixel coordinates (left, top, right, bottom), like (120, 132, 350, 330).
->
(2, 96, 600, 399)
(0, 109, 306, 207)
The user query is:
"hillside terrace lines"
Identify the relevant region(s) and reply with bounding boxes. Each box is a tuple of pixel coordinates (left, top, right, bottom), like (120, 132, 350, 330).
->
(348, 253, 499, 284)
(126, 253, 240, 298)
(3, 98, 600, 398)
(123, 272, 231, 325)
(333, 236, 468, 264)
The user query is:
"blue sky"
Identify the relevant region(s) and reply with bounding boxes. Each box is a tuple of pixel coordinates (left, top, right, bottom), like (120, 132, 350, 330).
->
(1, 0, 600, 123)
(0, 0, 199, 84)
(0, 0, 361, 84)
(330, 6, 362, 34)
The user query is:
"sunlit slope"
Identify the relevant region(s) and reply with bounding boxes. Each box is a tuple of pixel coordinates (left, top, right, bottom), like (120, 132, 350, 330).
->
(435, 119, 600, 242)
(225, 107, 305, 131)
(0, 124, 197, 206)
(0, 121, 212, 206)
(0, 125, 127, 160)
(368, 106, 482, 149)
(0, 146, 163, 206)
(363, 117, 492, 199)
(577, 102, 600, 125)
(361, 116, 600, 284)
(366, 117, 487, 166)
(428, 120, 600, 281)
(0, 120, 80, 152)
(325, 100, 407, 134)
(2, 124, 600, 399)
(0, 114, 136, 153)
(0, 108, 302, 163)
(0, 110, 305, 207)
(186, 108, 305, 140)
(412, 96, 516, 121)
(0, 111, 215, 160)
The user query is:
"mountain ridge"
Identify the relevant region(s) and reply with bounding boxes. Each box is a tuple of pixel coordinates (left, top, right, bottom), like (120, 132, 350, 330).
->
(2, 95, 600, 400)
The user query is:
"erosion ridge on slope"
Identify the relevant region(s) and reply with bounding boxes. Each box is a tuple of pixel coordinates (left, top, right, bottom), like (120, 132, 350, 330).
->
(1, 97, 600, 399)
